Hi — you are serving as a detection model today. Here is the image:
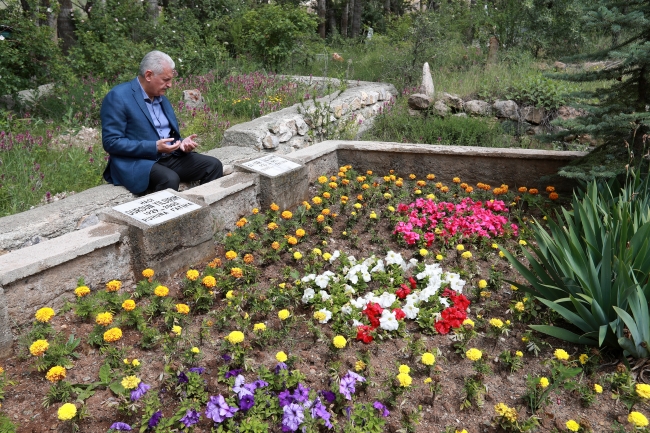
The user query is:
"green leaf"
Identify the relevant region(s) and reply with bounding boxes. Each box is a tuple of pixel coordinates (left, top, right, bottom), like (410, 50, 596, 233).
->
(529, 325, 597, 345)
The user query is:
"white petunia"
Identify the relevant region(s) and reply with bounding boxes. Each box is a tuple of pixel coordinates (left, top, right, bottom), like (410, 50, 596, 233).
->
(330, 250, 340, 263)
(316, 308, 332, 323)
(439, 297, 450, 308)
(379, 310, 399, 331)
(319, 290, 331, 301)
(344, 284, 355, 295)
(377, 292, 397, 309)
(350, 297, 366, 309)
(302, 273, 316, 283)
(352, 319, 364, 327)
(302, 288, 315, 303)
(314, 274, 330, 289)
(402, 303, 420, 320)
(341, 305, 352, 315)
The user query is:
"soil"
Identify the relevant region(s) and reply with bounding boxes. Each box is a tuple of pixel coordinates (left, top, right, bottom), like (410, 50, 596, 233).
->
(0, 175, 636, 433)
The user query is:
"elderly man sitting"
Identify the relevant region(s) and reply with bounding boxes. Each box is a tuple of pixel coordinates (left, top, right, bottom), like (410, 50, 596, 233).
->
(100, 50, 223, 195)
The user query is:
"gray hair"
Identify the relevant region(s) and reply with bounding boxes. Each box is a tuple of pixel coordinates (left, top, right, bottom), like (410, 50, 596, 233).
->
(138, 51, 175, 76)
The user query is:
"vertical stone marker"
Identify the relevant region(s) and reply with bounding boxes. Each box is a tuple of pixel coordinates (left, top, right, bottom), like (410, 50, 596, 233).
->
(238, 154, 308, 211)
(422, 62, 435, 98)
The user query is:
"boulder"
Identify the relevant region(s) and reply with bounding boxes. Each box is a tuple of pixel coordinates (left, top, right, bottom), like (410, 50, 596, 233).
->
(464, 100, 491, 116)
(433, 100, 450, 117)
(493, 100, 519, 120)
(408, 93, 432, 110)
(554, 61, 566, 70)
(277, 124, 293, 142)
(421, 62, 435, 98)
(408, 108, 424, 118)
(438, 92, 464, 110)
(453, 112, 468, 118)
(262, 133, 279, 149)
(521, 106, 546, 125)
(182, 89, 205, 109)
(295, 117, 309, 136)
(557, 106, 584, 121)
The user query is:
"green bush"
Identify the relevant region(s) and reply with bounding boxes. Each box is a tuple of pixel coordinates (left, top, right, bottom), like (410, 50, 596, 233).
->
(506, 75, 571, 110)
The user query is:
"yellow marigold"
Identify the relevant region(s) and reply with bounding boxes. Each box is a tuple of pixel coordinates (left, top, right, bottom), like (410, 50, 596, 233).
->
(333, 335, 347, 349)
(481, 291, 491, 298)
(0, 366, 4, 374)
(478, 280, 488, 289)
(252, 208, 259, 214)
(594, 383, 603, 393)
(579, 354, 589, 365)
(421, 353, 435, 366)
(293, 252, 303, 260)
(226, 290, 235, 299)
(271, 241, 280, 250)
(96, 312, 114, 326)
(46, 366, 66, 383)
(452, 177, 461, 183)
(395, 180, 403, 187)
(419, 248, 428, 256)
(295, 229, 306, 238)
(278, 309, 291, 320)
(318, 176, 328, 184)
(172, 325, 182, 336)
(554, 349, 570, 361)
(106, 280, 122, 292)
(436, 254, 443, 260)
(490, 318, 504, 328)
(186, 269, 199, 281)
(121, 375, 141, 390)
(281, 210, 293, 219)
(515, 351, 523, 357)
(312, 248, 322, 256)
(461, 251, 472, 259)
(249, 232, 257, 240)
(424, 377, 433, 384)
(396, 372, 412, 387)
(323, 192, 331, 199)
(518, 239, 527, 246)
(456, 244, 465, 251)
(35, 307, 55, 323)
(30, 339, 49, 356)
(539, 377, 549, 388)
(154, 285, 169, 297)
(202, 276, 216, 288)
(323, 252, 332, 261)
(499, 251, 506, 258)
(466, 348, 482, 361)
(191, 347, 200, 353)
(132, 359, 140, 367)
(462, 318, 475, 328)
(103, 327, 123, 343)
(322, 208, 331, 216)
(236, 217, 247, 227)
(566, 420, 580, 432)
(230, 268, 243, 278)
(270, 203, 280, 211)
(355, 360, 366, 371)
(225, 250, 237, 260)
(226, 331, 245, 344)
(494, 403, 518, 423)
(57, 403, 77, 421)
(316, 215, 325, 223)
(74, 286, 90, 297)
(312, 196, 323, 205)
(176, 304, 190, 314)
(142, 269, 154, 279)
(287, 236, 298, 245)
(629, 412, 649, 428)
(276, 351, 288, 362)
(514, 302, 525, 312)
(267, 222, 279, 230)
(253, 323, 266, 332)
(637, 384, 650, 399)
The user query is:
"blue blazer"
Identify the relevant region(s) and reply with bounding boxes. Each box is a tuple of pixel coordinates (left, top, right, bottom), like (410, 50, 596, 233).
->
(100, 78, 183, 194)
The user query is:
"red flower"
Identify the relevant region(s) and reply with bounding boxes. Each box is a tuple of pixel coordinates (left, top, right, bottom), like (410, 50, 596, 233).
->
(362, 302, 383, 329)
(441, 306, 466, 328)
(396, 284, 411, 299)
(451, 293, 470, 311)
(441, 287, 456, 298)
(408, 277, 417, 290)
(393, 308, 406, 320)
(434, 320, 451, 334)
(356, 325, 374, 344)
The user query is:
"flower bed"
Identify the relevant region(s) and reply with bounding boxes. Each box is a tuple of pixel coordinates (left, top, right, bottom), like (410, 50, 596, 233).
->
(0, 167, 643, 433)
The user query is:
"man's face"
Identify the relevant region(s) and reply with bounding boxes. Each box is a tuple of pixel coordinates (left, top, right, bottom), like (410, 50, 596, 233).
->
(143, 65, 174, 97)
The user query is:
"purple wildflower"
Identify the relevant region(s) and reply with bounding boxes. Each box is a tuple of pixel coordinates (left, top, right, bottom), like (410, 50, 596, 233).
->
(233, 375, 253, 398)
(320, 390, 336, 403)
(252, 379, 269, 389)
(373, 401, 390, 417)
(275, 362, 288, 374)
(278, 389, 294, 407)
(310, 398, 332, 428)
(222, 354, 232, 362)
(239, 394, 255, 411)
(130, 382, 151, 402)
(206, 395, 238, 424)
(225, 368, 243, 379)
(281, 402, 305, 432)
(147, 411, 162, 428)
(188, 367, 205, 374)
(292, 383, 309, 403)
(177, 372, 189, 384)
(109, 422, 132, 431)
(345, 406, 352, 419)
(180, 409, 200, 427)
(339, 371, 366, 400)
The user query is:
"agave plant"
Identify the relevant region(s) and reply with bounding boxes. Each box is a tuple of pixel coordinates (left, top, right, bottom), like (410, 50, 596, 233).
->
(503, 171, 650, 352)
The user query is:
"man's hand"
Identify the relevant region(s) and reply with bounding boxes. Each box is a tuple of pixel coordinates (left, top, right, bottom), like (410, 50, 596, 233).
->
(156, 138, 181, 154)
(179, 134, 198, 152)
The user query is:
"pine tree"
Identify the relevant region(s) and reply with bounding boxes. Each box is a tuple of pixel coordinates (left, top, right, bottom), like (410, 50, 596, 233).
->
(554, 0, 650, 180)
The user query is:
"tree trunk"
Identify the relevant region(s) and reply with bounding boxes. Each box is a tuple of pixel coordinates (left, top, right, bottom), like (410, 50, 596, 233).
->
(347, 0, 354, 37)
(351, 0, 362, 37)
(318, 0, 326, 38)
(57, 0, 76, 54)
(147, 0, 159, 19)
(383, 0, 389, 15)
(40, 0, 58, 40)
(327, 0, 337, 36)
(341, 0, 348, 37)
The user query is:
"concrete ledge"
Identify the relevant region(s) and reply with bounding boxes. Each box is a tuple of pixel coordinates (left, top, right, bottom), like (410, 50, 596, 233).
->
(184, 172, 260, 206)
(0, 222, 126, 286)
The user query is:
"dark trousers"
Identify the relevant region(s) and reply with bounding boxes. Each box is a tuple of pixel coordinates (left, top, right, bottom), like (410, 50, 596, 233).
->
(148, 153, 223, 192)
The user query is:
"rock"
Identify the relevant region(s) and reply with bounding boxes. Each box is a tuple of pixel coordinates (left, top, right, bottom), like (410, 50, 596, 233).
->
(421, 62, 435, 98)
(554, 61, 566, 70)
(407, 93, 432, 110)
(464, 100, 491, 116)
(349, 97, 361, 111)
(288, 136, 308, 149)
(182, 89, 205, 109)
(439, 92, 464, 110)
(433, 100, 450, 117)
(557, 105, 584, 120)
(277, 124, 293, 142)
(453, 112, 467, 117)
(262, 133, 279, 149)
(332, 52, 344, 62)
(76, 214, 99, 230)
(493, 100, 519, 120)
(521, 106, 547, 125)
(295, 117, 309, 136)
(408, 108, 424, 117)
(332, 104, 343, 118)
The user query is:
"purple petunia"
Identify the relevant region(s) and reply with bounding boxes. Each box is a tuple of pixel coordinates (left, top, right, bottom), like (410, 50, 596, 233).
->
(292, 383, 309, 403)
(339, 371, 365, 400)
(222, 354, 232, 363)
(225, 368, 243, 379)
(109, 422, 132, 431)
(275, 362, 288, 374)
(180, 409, 200, 427)
(233, 375, 253, 398)
(320, 390, 336, 403)
(205, 394, 238, 424)
(177, 371, 189, 384)
(310, 398, 332, 428)
(278, 389, 294, 407)
(188, 367, 205, 374)
(147, 411, 162, 428)
(373, 401, 390, 417)
(130, 382, 151, 402)
(239, 394, 255, 411)
(281, 402, 305, 432)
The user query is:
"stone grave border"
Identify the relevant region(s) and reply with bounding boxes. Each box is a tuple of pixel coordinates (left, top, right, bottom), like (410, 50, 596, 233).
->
(0, 140, 586, 356)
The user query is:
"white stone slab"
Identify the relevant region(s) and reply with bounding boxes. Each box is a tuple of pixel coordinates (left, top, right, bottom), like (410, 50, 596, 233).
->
(240, 155, 301, 177)
(113, 191, 201, 226)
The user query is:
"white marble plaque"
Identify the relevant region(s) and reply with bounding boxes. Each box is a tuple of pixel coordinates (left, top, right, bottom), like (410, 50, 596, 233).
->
(113, 191, 201, 226)
(241, 155, 301, 177)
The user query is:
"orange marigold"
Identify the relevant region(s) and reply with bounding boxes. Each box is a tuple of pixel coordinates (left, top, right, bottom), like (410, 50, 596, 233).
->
(202, 276, 217, 288)
(529, 188, 539, 195)
(466, 186, 474, 193)
(316, 215, 325, 223)
(323, 192, 331, 199)
(281, 211, 293, 219)
(322, 209, 331, 216)
(295, 229, 306, 237)
(441, 186, 449, 193)
(426, 174, 436, 180)
(270, 203, 280, 211)
(208, 258, 222, 268)
(271, 241, 280, 250)
(236, 218, 248, 227)
(341, 179, 350, 185)
(243, 254, 254, 264)
(452, 177, 461, 183)
(106, 280, 122, 292)
(230, 268, 243, 278)
(518, 187, 527, 193)
(287, 236, 298, 245)
(268, 222, 279, 230)
(546, 186, 555, 193)
(549, 192, 559, 200)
